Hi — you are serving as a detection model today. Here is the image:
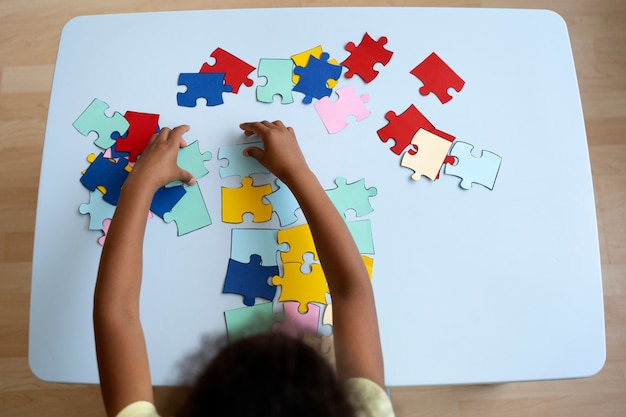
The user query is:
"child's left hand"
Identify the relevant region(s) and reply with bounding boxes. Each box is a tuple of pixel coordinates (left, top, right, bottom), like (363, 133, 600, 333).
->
(128, 125, 196, 191)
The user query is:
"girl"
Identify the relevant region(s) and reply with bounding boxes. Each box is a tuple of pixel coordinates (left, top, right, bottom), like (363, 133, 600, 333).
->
(93, 120, 395, 417)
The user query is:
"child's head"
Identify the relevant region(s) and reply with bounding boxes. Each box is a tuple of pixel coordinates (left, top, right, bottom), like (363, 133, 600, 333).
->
(177, 332, 355, 417)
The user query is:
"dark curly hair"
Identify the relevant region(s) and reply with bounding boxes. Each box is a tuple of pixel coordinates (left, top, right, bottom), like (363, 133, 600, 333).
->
(176, 333, 355, 417)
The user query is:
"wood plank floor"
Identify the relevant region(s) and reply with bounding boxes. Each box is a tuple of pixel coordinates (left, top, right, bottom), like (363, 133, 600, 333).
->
(1, 1, 624, 416)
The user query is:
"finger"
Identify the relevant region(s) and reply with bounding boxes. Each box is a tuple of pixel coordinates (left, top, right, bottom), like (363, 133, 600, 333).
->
(240, 121, 268, 137)
(171, 125, 190, 147)
(272, 120, 286, 128)
(242, 145, 263, 160)
(179, 168, 196, 186)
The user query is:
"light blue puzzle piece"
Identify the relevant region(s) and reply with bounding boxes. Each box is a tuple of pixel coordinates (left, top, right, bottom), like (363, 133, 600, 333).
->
(264, 179, 301, 226)
(73, 98, 129, 150)
(167, 140, 212, 187)
(257, 58, 295, 104)
(326, 177, 377, 220)
(231, 228, 288, 267)
(347, 219, 375, 254)
(163, 183, 211, 235)
(218, 142, 270, 180)
(79, 189, 116, 230)
(444, 141, 502, 190)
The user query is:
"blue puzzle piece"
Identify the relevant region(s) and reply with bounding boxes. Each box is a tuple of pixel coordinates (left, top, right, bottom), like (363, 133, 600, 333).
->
(80, 153, 129, 205)
(293, 52, 342, 104)
(264, 179, 301, 226)
(79, 189, 116, 230)
(223, 254, 279, 306)
(231, 229, 288, 267)
(177, 72, 233, 107)
(218, 142, 270, 180)
(150, 185, 186, 218)
(444, 141, 502, 190)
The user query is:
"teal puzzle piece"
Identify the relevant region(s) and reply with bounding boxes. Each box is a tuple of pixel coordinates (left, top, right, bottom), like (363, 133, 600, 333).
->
(256, 58, 295, 104)
(167, 140, 212, 187)
(73, 98, 129, 149)
(163, 183, 211, 235)
(326, 177, 377, 220)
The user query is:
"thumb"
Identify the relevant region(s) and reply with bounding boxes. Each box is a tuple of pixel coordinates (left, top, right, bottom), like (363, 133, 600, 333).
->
(179, 168, 196, 186)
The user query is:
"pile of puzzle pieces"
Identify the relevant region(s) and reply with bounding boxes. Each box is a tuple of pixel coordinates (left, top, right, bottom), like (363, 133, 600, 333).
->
(73, 98, 213, 243)
(177, 33, 501, 189)
(219, 163, 378, 348)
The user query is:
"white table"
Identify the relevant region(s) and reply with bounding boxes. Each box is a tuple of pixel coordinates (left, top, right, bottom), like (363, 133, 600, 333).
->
(30, 7, 605, 386)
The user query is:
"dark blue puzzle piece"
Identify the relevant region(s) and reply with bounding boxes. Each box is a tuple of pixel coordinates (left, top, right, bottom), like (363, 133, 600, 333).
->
(293, 52, 342, 104)
(150, 185, 186, 218)
(177, 72, 233, 107)
(80, 153, 129, 205)
(223, 254, 278, 306)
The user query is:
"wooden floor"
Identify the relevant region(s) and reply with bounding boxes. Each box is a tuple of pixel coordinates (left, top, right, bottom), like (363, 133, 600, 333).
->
(1, 0, 624, 416)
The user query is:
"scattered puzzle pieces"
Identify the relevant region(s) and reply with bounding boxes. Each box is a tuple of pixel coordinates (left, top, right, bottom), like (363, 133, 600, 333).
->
(264, 179, 301, 226)
(177, 72, 233, 107)
(377, 104, 455, 155)
(314, 85, 371, 134)
(272, 262, 329, 313)
(73, 98, 129, 150)
(163, 183, 212, 235)
(410, 52, 465, 104)
(400, 129, 454, 181)
(200, 47, 255, 94)
(293, 52, 342, 104)
(342, 32, 393, 83)
(444, 141, 502, 190)
(256, 58, 295, 104)
(223, 254, 278, 306)
(221, 177, 273, 223)
(326, 177, 377, 219)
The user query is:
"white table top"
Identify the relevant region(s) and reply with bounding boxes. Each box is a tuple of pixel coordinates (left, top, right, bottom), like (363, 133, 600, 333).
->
(30, 7, 605, 386)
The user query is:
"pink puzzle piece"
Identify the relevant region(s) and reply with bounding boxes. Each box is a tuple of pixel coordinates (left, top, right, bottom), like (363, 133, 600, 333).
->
(410, 52, 465, 104)
(314, 85, 371, 134)
(273, 302, 321, 339)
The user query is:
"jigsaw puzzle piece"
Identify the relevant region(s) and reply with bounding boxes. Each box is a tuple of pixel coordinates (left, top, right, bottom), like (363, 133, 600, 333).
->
(163, 183, 211, 235)
(73, 98, 130, 150)
(346, 220, 375, 254)
(342, 32, 394, 83)
(218, 142, 270, 180)
(80, 152, 130, 205)
(314, 85, 371, 134)
(325, 177, 377, 219)
(293, 52, 342, 104)
(273, 302, 321, 339)
(410, 52, 465, 104)
(272, 262, 329, 313)
(79, 190, 116, 230)
(114, 111, 160, 162)
(221, 177, 273, 223)
(177, 72, 233, 107)
(377, 104, 455, 155)
(231, 228, 288, 267)
(167, 140, 212, 187)
(200, 47, 255, 94)
(277, 224, 318, 264)
(444, 141, 502, 190)
(224, 302, 276, 342)
(264, 179, 301, 226)
(223, 254, 279, 306)
(150, 185, 186, 219)
(97, 218, 112, 246)
(400, 129, 454, 181)
(291, 46, 339, 88)
(256, 58, 295, 104)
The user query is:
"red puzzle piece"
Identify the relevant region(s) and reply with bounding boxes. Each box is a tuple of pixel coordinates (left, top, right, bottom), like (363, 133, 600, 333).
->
(200, 47, 256, 94)
(114, 111, 160, 162)
(377, 104, 455, 155)
(410, 52, 465, 104)
(341, 32, 393, 83)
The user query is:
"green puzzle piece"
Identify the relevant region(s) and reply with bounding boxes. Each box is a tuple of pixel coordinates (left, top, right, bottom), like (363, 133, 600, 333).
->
(168, 140, 212, 187)
(163, 183, 211, 235)
(326, 177, 377, 220)
(72, 98, 130, 150)
(224, 302, 278, 342)
(256, 58, 295, 104)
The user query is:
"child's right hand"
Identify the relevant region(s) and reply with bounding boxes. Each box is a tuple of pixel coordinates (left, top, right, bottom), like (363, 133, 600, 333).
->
(239, 121, 312, 186)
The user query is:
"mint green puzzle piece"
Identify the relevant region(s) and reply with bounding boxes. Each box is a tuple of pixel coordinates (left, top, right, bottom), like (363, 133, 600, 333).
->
(72, 98, 129, 150)
(168, 140, 212, 187)
(163, 183, 211, 235)
(347, 219, 375, 254)
(326, 177, 377, 220)
(224, 302, 278, 342)
(256, 58, 295, 104)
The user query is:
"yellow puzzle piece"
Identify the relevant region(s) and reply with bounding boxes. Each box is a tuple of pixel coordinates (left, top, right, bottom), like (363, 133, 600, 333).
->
(272, 262, 329, 313)
(221, 177, 272, 223)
